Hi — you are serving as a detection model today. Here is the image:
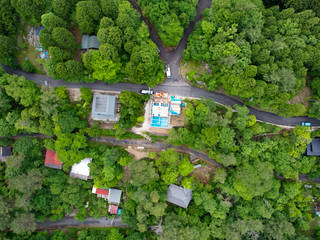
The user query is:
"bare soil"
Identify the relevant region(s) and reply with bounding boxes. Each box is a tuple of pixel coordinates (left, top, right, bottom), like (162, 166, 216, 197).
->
(192, 164, 215, 185)
(170, 115, 184, 127)
(288, 86, 311, 109)
(70, 26, 83, 62)
(126, 148, 149, 160)
(148, 127, 170, 135)
(68, 88, 81, 102)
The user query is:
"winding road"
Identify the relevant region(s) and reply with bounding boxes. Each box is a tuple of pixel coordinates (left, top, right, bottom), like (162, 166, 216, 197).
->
(2, 1, 320, 126)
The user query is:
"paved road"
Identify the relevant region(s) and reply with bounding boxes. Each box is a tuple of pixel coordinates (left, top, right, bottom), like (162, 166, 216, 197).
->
(4, 66, 320, 127)
(37, 216, 127, 230)
(3, 0, 320, 127)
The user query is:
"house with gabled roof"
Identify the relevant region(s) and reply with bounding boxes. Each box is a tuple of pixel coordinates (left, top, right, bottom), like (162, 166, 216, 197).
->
(0, 146, 12, 162)
(91, 94, 117, 121)
(92, 186, 122, 215)
(306, 138, 320, 156)
(70, 158, 92, 180)
(81, 35, 101, 50)
(166, 184, 192, 209)
(44, 150, 62, 169)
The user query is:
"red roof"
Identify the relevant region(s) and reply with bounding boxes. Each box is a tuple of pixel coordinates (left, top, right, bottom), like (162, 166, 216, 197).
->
(96, 188, 109, 196)
(109, 205, 118, 215)
(45, 150, 62, 167)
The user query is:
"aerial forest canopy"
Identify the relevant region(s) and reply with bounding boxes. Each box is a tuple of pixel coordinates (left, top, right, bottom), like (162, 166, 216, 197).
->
(36, 0, 164, 86)
(137, 0, 198, 47)
(184, 0, 320, 117)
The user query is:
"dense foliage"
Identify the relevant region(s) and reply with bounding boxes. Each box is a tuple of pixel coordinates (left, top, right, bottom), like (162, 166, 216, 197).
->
(37, 0, 165, 86)
(184, 0, 320, 117)
(137, 0, 198, 47)
(120, 99, 320, 239)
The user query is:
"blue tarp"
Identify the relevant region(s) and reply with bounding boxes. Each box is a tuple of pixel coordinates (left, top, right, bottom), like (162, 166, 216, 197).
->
(36, 27, 43, 36)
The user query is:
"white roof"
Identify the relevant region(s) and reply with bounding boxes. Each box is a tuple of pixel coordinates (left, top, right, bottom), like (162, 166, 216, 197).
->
(152, 103, 169, 117)
(71, 158, 92, 177)
(92, 186, 97, 194)
(171, 104, 181, 114)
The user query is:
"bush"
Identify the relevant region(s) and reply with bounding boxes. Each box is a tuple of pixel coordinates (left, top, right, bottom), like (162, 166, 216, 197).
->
(20, 60, 36, 73)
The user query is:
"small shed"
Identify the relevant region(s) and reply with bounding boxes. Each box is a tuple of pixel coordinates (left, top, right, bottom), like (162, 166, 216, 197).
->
(306, 139, 320, 156)
(70, 158, 92, 180)
(0, 146, 12, 162)
(108, 204, 119, 215)
(81, 35, 101, 50)
(108, 188, 122, 205)
(44, 150, 62, 169)
(91, 94, 116, 121)
(166, 184, 192, 208)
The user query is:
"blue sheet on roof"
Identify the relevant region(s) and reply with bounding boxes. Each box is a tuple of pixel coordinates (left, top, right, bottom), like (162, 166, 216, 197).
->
(151, 116, 168, 128)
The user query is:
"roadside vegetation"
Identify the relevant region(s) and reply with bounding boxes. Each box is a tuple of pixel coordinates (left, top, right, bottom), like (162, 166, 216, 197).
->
(137, 0, 198, 47)
(184, 0, 320, 117)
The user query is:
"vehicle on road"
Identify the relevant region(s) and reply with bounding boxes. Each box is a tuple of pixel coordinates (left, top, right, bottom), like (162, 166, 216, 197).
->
(166, 65, 171, 78)
(301, 122, 311, 127)
(140, 89, 153, 95)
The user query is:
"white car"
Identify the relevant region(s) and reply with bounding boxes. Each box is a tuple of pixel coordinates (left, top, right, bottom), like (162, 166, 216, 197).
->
(166, 65, 171, 78)
(140, 89, 153, 95)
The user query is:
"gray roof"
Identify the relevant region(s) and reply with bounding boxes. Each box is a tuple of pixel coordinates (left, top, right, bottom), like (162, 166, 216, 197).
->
(307, 139, 320, 156)
(91, 94, 116, 120)
(81, 35, 101, 49)
(166, 184, 192, 208)
(0, 146, 12, 157)
(108, 188, 122, 205)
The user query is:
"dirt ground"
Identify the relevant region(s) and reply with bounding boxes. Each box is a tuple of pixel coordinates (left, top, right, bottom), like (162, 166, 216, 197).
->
(68, 88, 81, 102)
(192, 163, 215, 185)
(126, 148, 149, 160)
(170, 115, 184, 127)
(288, 86, 311, 109)
(70, 26, 83, 62)
(148, 127, 170, 135)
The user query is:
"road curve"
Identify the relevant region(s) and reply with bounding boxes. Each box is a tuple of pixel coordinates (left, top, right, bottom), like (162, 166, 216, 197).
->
(3, 66, 320, 127)
(37, 216, 127, 230)
(2, 0, 320, 127)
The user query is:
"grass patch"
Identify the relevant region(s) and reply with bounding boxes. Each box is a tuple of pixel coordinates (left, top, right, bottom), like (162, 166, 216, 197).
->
(16, 24, 45, 74)
(180, 58, 211, 83)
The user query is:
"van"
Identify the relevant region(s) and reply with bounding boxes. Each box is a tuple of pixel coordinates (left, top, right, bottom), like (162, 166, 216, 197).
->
(140, 89, 153, 95)
(166, 65, 171, 78)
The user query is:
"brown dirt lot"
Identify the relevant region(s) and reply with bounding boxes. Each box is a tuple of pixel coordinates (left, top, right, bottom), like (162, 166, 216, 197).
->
(170, 115, 184, 127)
(70, 26, 83, 62)
(126, 148, 149, 160)
(192, 164, 215, 185)
(288, 86, 311, 109)
(68, 88, 81, 102)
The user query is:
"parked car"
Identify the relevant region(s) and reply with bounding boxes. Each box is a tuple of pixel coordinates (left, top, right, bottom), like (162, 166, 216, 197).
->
(301, 122, 311, 127)
(166, 65, 171, 78)
(140, 89, 153, 95)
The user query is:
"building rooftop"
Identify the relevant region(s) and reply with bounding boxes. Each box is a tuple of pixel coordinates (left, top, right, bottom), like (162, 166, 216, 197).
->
(91, 94, 116, 121)
(108, 204, 119, 215)
(81, 35, 101, 49)
(70, 158, 92, 180)
(166, 184, 192, 208)
(306, 139, 320, 156)
(108, 188, 122, 205)
(0, 146, 12, 162)
(44, 150, 62, 169)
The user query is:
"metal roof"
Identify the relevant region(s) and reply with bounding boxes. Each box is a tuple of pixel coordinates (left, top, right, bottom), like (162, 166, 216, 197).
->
(91, 94, 116, 120)
(81, 35, 101, 49)
(108, 188, 122, 205)
(306, 139, 320, 156)
(166, 184, 192, 208)
(70, 158, 92, 180)
(0, 146, 12, 157)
